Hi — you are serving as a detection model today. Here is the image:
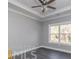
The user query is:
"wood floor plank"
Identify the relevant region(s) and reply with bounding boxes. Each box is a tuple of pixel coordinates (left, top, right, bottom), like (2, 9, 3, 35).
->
(15, 48, 71, 59)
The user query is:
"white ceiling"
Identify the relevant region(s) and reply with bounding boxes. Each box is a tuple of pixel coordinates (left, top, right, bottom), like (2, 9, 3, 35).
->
(8, 0, 71, 21)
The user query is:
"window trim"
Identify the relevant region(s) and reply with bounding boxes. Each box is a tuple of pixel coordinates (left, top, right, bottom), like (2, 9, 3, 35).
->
(48, 22, 71, 45)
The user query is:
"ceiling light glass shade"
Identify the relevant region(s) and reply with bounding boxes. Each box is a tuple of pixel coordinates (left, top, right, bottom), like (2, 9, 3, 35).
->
(41, 5, 48, 11)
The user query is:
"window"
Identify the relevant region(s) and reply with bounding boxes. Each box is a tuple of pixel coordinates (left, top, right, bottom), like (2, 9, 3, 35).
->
(49, 23, 71, 45)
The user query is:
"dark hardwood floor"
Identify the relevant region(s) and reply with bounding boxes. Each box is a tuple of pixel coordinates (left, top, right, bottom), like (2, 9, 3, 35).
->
(36, 48, 71, 59)
(15, 48, 71, 59)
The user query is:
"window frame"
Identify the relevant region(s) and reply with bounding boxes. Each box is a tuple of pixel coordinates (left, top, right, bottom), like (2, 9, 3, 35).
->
(48, 22, 71, 45)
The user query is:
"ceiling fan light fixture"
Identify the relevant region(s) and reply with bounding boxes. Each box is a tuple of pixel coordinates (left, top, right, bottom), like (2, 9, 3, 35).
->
(31, 0, 56, 13)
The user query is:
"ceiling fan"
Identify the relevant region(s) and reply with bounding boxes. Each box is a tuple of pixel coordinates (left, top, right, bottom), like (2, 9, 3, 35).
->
(31, 0, 56, 13)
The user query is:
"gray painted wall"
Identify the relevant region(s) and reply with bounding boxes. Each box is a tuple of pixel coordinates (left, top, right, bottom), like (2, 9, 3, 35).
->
(8, 10, 71, 54)
(8, 11, 42, 53)
(41, 15, 71, 52)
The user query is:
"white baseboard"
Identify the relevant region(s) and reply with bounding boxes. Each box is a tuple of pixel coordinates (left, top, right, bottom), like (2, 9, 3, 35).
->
(40, 46, 71, 53)
(12, 46, 40, 56)
(12, 46, 71, 56)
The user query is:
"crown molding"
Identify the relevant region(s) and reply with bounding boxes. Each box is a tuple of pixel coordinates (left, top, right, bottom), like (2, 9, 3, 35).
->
(8, 1, 71, 22)
(42, 14, 71, 21)
(45, 6, 71, 17)
(8, 8, 40, 21)
(8, 1, 42, 17)
(41, 13, 71, 22)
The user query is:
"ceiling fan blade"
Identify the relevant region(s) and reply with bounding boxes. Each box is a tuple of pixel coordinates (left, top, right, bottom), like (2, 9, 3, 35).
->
(32, 5, 41, 8)
(38, 0, 45, 5)
(47, 6, 56, 9)
(45, 0, 55, 5)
